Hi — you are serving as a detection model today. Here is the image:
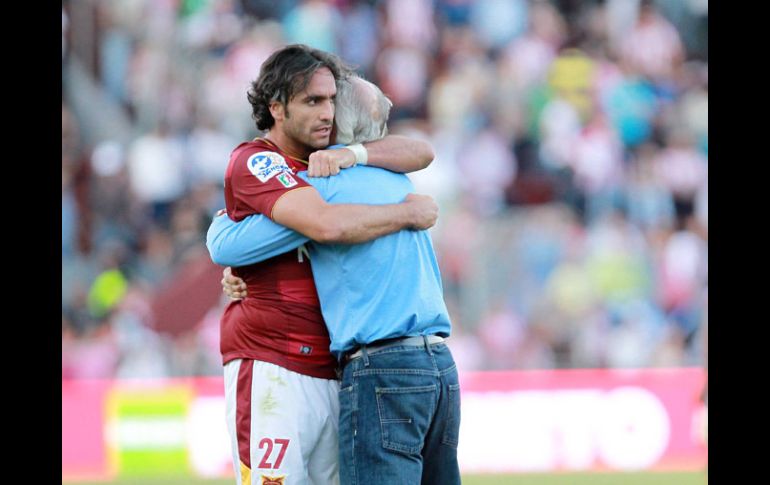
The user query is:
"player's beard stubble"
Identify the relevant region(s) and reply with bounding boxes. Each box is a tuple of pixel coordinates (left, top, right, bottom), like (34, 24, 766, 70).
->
(282, 108, 333, 153)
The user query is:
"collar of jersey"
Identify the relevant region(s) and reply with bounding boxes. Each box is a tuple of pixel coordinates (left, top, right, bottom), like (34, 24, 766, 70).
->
(254, 137, 309, 166)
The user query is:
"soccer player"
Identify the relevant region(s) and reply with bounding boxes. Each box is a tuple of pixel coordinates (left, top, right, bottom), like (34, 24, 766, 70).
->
(217, 44, 438, 485)
(210, 72, 460, 485)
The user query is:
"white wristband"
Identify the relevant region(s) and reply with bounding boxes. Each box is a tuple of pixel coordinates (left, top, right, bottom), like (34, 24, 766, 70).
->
(347, 143, 368, 165)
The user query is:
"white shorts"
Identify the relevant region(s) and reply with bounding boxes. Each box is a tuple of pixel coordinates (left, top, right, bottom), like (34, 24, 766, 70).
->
(224, 359, 340, 485)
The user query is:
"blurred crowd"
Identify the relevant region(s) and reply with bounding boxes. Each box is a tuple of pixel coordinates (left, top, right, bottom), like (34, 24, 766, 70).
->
(62, 0, 708, 379)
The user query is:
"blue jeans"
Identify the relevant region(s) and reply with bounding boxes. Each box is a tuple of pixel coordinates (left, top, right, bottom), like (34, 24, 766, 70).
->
(338, 338, 461, 485)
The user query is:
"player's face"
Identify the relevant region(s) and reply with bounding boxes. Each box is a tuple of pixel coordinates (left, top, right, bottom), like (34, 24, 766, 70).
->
(282, 67, 336, 153)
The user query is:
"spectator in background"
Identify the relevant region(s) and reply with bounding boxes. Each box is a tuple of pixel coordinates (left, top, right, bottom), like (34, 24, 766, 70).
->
(675, 62, 708, 154)
(548, 42, 595, 123)
(126, 121, 186, 225)
(202, 23, 285, 140)
(602, 67, 659, 150)
(653, 128, 707, 220)
(625, 143, 676, 232)
(469, 0, 528, 51)
(338, 1, 380, 77)
(456, 126, 517, 215)
(97, 1, 134, 107)
(497, 0, 564, 93)
(617, 0, 684, 87)
(375, 45, 431, 119)
(282, 0, 341, 54)
(571, 112, 625, 222)
(187, 115, 240, 187)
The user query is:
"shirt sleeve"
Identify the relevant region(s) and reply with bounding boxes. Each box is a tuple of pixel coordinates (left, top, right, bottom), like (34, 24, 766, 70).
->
(206, 213, 311, 267)
(208, 169, 336, 268)
(228, 149, 312, 220)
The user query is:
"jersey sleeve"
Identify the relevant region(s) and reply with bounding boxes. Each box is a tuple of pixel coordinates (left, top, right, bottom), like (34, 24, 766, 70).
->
(227, 149, 313, 221)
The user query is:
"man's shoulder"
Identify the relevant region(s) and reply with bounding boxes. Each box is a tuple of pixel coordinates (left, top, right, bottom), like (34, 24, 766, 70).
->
(228, 141, 296, 182)
(346, 165, 410, 181)
(300, 164, 404, 184)
(230, 139, 288, 163)
(307, 165, 412, 201)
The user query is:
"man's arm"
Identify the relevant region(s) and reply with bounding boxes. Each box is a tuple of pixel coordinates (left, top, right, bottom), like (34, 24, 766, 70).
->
(206, 211, 310, 267)
(307, 135, 434, 177)
(272, 188, 437, 244)
(207, 186, 438, 266)
(364, 135, 435, 172)
(221, 266, 247, 300)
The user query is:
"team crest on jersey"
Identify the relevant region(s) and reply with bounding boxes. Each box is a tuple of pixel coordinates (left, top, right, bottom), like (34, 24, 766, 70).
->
(261, 474, 286, 485)
(247, 151, 291, 182)
(299, 345, 313, 355)
(276, 172, 298, 188)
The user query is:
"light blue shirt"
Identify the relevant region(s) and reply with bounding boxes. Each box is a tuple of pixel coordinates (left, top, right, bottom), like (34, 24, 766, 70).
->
(206, 166, 451, 360)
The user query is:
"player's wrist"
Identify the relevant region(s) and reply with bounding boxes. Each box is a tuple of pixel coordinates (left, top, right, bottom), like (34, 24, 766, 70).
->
(346, 143, 368, 166)
(403, 199, 419, 228)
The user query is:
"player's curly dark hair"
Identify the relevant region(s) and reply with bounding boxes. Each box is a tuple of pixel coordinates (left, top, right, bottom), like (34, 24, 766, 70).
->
(248, 44, 352, 131)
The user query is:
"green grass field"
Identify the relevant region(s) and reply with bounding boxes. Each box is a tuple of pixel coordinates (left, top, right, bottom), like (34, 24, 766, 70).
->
(66, 471, 706, 485)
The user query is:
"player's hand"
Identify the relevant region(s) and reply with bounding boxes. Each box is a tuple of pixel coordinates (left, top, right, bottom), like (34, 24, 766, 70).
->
(214, 208, 227, 218)
(403, 193, 438, 230)
(307, 148, 356, 177)
(222, 267, 248, 301)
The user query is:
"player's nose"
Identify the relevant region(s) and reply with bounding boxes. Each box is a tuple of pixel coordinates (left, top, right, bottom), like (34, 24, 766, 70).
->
(319, 100, 334, 122)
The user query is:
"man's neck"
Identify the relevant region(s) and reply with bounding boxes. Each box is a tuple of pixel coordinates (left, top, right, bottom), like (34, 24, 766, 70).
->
(264, 129, 311, 160)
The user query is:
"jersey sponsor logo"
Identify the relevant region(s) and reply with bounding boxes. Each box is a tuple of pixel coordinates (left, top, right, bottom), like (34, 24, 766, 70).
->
(277, 172, 298, 188)
(247, 151, 290, 182)
(261, 474, 286, 485)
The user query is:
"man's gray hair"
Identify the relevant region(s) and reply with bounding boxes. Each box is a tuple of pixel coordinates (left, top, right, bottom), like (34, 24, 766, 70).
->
(334, 77, 393, 145)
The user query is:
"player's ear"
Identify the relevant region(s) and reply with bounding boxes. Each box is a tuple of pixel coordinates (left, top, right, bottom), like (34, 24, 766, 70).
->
(269, 101, 285, 122)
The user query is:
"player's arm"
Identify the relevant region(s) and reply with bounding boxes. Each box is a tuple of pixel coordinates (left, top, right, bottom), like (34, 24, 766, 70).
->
(211, 189, 437, 301)
(211, 186, 438, 300)
(206, 211, 310, 267)
(307, 135, 434, 177)
(364, 135, 434, 171)
(221, 266, 247, 300)
(221, 148, 435, 260)
(208, 185, 437, 266)
(271, 187, 437, 244)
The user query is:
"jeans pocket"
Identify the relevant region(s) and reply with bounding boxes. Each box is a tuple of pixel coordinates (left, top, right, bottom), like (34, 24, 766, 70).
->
(376, 385, 437, 455)
(442, 383, 461, 448)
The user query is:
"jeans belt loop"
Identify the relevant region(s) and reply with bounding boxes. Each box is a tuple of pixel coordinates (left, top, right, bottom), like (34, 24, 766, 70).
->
(345, 335, 444, 364)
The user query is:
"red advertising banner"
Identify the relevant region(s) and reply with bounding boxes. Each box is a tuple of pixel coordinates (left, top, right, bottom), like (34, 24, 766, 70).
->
(62, 379, 112, 480)
(457, 368, 707, 473)
(62, 368, 707, 480)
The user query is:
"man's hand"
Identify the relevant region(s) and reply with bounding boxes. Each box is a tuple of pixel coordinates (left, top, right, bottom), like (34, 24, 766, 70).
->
(307, 148, 356, 177)
(403, 193, 438, 230)
(222, 267, 248, 300)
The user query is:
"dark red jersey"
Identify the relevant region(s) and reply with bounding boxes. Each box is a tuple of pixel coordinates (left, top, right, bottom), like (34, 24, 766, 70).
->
(221, 138, 337, 379)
